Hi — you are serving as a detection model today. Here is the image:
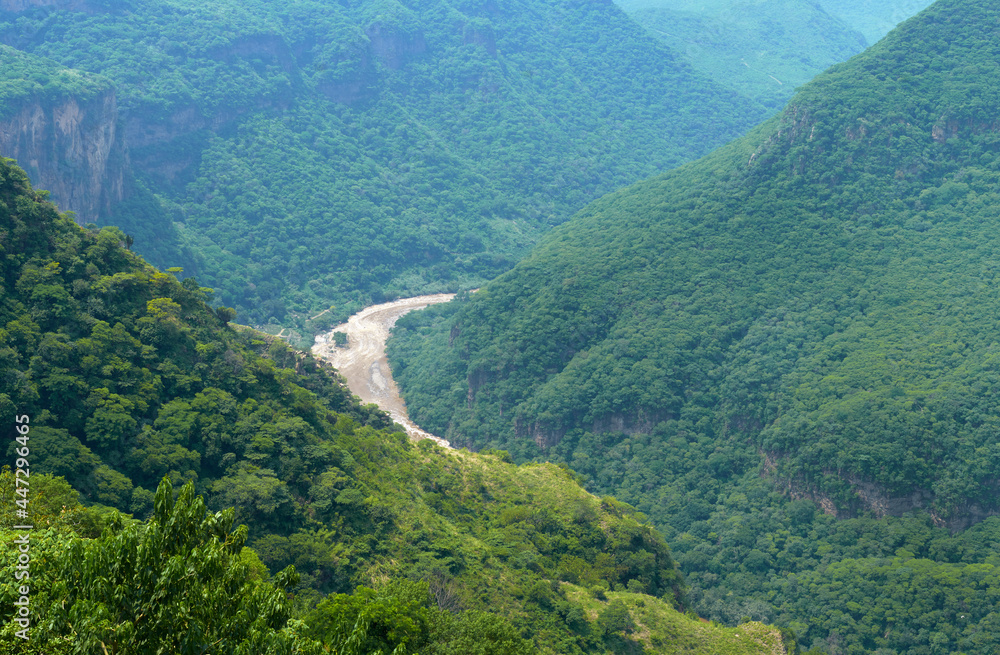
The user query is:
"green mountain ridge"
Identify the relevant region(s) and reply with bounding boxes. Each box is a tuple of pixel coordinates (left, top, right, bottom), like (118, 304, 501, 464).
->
(623, 0, 869, 110)
(388, 0, 1000, 650)
(390, 0, 1000, 519)
(615, 0, 937, 46)
(815, 0, 938, 44)
(0, 156, 786, 652)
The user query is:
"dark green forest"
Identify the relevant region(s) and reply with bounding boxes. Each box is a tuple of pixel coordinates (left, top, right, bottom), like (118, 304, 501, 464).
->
(0, 0, 770, 343)
(388, 0, 1000, 651)
(0, 157, 788, 653)
(2, 0, 996, 651)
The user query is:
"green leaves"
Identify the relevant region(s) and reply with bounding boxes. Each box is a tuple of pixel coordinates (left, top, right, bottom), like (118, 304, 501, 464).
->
(597, 599, 635, 636)
(0, 149, 781, 654)
(84, 388, 137, 446)
(36, 478, 304, 654)
(303, 581, 534, 655)
(0, 45, 111, 119)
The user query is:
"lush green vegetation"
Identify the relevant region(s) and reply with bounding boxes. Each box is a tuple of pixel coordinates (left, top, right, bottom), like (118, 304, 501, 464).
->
(562, 585, 786, 655)
(0, 157, 787, 653)
(0, 45, 110, 117)
(0, 474, 786, 653)
(0, 0, 768, 343)
(388, 0, 1000, 651)
(0, 474, 308, 653)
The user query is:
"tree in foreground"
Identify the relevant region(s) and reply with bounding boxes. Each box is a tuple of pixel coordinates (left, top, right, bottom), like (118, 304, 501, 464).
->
(304, 581, 533, 655)
(30, 478, 310, 654)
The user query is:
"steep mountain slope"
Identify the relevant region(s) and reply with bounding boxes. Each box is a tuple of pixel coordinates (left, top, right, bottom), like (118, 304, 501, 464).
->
(623, 0, 868, 110)
(0, 45, 127, 222)
(0, 157, 788, 653)
(0, 0, 767, 340)
(389, 0, 1000, 650)
(390, 0, 1000, 519)
(615, 0, 943, 112)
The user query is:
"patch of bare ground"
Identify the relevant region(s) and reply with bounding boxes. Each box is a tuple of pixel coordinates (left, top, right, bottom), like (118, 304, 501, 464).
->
(311, 294, 455, 447)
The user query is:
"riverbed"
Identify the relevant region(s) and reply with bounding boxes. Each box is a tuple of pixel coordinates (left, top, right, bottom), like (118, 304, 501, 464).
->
(311, 294, 455, 447)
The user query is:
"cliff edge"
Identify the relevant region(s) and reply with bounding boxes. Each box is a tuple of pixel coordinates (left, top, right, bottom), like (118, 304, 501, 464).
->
(0, 45, 127, 222)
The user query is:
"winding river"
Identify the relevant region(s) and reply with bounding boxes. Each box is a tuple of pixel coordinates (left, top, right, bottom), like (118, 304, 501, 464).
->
(311, 294, 455, 448)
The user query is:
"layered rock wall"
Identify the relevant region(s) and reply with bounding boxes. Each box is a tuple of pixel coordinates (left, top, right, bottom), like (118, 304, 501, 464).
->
(0, 89, 127, 222)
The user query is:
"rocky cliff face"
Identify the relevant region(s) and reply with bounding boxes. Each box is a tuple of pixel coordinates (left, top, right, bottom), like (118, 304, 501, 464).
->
(365, 22, 426, 70)
(462, 20, 497, 57)
(0, 89, 128, 223)
(122, 33, 299, 183)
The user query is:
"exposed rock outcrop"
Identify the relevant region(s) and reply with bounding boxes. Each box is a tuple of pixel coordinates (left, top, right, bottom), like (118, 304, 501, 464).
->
(765, 449, 1000, 532)
(365, 22, 426, 69)
(316, 46, 378, 105)
(123, 34, 298, 181)
(206, 34, 296, 73)
(0, 89, 127, 223)
(517, 408, 672, 449)
(463, 21, 497, 57)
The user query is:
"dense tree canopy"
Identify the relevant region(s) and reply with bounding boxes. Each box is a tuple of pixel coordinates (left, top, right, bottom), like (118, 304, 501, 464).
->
(0, 156, 786, 654)
(388, 0, 1000, 650)
(0, 46, 110, 115)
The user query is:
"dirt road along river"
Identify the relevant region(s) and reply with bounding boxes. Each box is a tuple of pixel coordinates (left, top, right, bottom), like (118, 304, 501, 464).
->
(311, 294, 454, 448)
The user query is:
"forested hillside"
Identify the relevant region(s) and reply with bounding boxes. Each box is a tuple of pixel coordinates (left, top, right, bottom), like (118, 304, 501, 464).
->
(0, 157, 789, 653)
(0, 0, 768, 342)
(388, 0, 1000, 651)
(0, 46, 107, 119)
